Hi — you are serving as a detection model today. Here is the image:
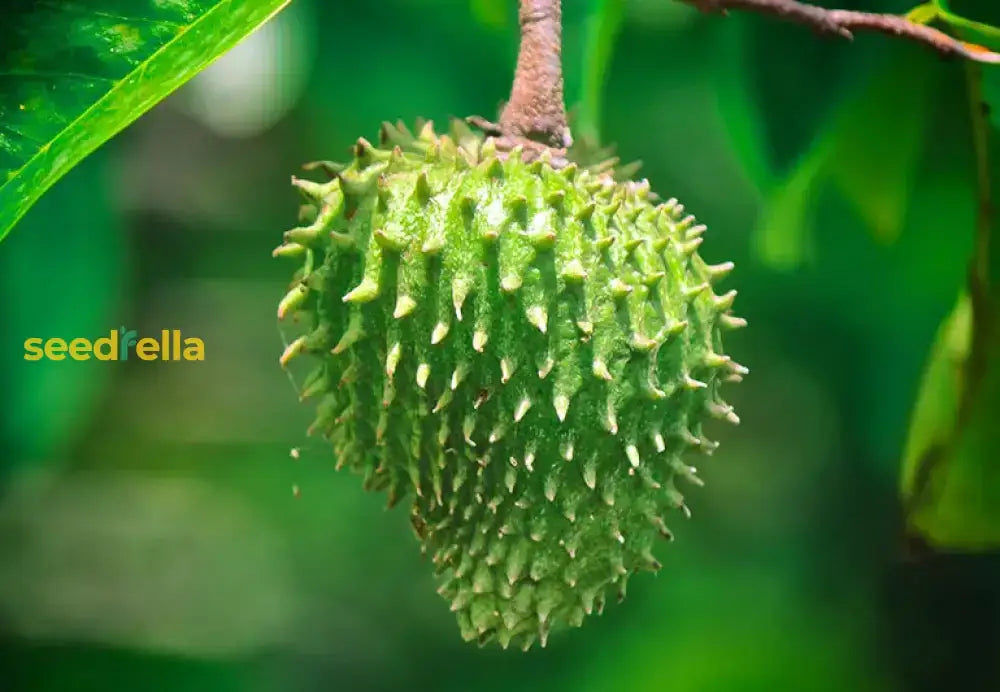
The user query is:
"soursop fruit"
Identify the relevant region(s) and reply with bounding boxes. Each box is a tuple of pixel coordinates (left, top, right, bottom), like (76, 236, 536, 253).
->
(275, 119, 746, 650)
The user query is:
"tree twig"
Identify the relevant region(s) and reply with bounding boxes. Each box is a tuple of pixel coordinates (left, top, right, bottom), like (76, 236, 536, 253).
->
(497, 0, 571, 152)
(684, 0, 1000, 63)
(478, 0, 1000, 160)
(961, 59, 993, 424)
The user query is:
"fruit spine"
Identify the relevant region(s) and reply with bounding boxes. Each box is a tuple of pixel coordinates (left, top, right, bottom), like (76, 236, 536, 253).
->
(276, 120, 746, 649)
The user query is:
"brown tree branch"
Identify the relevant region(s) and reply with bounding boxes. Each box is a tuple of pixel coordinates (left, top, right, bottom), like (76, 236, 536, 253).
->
(479, 0, 1000, 159)
(685, 0, 1000, 63)
(497, 0, 571, 153)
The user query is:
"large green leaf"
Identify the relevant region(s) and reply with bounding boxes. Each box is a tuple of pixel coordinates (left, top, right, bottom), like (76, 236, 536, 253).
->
(900, 294, 972, 504)
(900, 39, 1000, 549)
(901, 293, 1000, 549)
(0, 0, 291, 243)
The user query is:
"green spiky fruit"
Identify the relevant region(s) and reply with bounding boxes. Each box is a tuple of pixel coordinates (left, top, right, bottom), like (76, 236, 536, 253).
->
(275, 120, 746, 650)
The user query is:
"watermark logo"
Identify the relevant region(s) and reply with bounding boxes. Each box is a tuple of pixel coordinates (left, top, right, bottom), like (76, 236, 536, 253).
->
(24, 328, 205, 361)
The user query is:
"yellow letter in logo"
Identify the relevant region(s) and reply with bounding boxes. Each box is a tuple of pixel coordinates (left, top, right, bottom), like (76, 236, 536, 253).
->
(45, 338, 68, 361)
(93, 330, 117, 361)
(184, 338, 205, 361)
(136, 338, 159, 361)
(69, 338, 92, 361)
(23, 338, 43, 361)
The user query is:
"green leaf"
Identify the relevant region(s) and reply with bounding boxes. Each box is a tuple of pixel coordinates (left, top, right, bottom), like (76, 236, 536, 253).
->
(901, 294, 1000, 549)
(574, 0, 625, 145)
(0, 0, 291, 243)
(934, 1, 1000, 47)
(900, 294, 973, 500)
(752, 144, 825, 269)
(906, 3, 939, 25)
(753, 47, 939, 268)
(825, 54, 938, 244)
(899, 38, 1000, 550)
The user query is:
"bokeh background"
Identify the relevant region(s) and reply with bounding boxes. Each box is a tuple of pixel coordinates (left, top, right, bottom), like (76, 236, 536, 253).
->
(3, 0, 1000, 690)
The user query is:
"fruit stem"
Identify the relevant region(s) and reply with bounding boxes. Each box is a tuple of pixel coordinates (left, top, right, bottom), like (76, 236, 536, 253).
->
(499, 0, 571, 152)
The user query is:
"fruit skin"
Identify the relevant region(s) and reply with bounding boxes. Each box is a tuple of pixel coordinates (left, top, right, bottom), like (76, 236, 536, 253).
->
(276, 120, 746, 650)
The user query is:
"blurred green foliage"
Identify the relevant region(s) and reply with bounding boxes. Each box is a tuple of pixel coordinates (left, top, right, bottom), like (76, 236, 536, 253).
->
(2, 0, 1000, 690)
(894, 1, 1000, 551)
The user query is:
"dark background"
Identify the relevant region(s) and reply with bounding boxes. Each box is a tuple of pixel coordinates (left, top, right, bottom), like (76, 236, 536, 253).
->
(2, 0, 999, 689)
